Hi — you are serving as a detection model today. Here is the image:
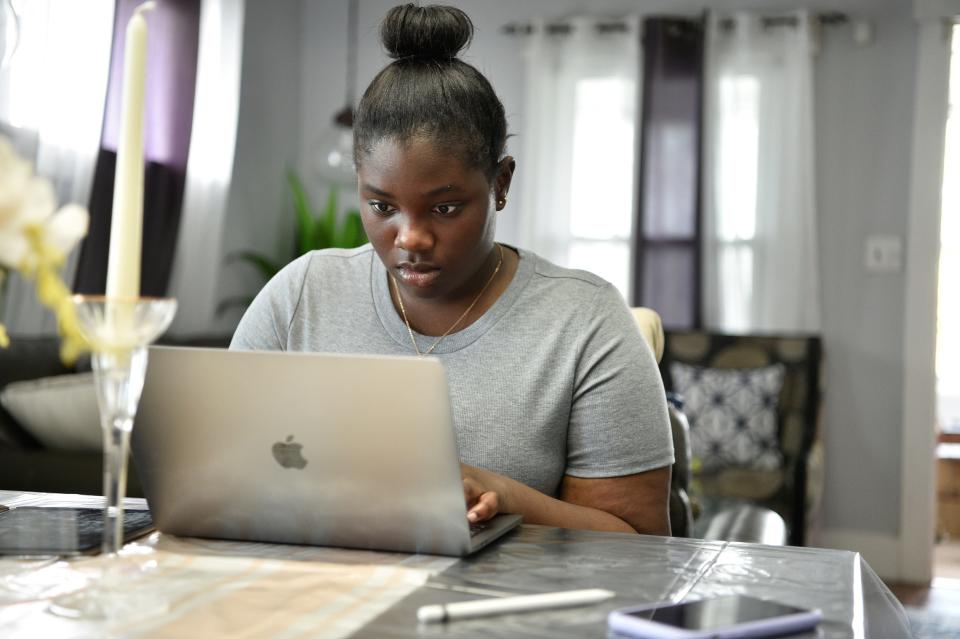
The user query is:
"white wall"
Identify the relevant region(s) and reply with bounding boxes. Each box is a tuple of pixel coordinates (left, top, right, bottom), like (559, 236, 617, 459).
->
(212, 0, 304, 334)
(219, 0, 926, 572)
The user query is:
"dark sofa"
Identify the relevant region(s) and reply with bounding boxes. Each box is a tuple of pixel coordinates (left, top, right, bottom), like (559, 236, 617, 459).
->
(0, 335, 230, 497)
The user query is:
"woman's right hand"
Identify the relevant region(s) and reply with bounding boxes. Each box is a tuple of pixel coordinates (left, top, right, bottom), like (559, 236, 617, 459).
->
(461, 463, 506, 523)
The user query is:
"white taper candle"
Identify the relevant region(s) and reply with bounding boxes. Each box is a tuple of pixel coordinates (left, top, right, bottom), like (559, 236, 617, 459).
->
(106, 1, 155, 299)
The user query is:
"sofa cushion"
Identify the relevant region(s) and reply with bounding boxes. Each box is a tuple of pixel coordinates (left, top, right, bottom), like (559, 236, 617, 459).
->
(0, 373, 101, 451)
(0, 336, 76, 447)
(669, 362, 785, 474)
(698, 468, 784, 501)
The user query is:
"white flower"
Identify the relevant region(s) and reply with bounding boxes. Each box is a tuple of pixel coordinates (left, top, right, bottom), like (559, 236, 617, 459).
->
(0, 136, 89, 272)
(43, 204, 90, 261)
(0, 135, 90, 358)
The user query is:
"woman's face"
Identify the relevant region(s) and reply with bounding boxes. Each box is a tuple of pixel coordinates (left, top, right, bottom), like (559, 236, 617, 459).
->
(357, 136, 512, 301)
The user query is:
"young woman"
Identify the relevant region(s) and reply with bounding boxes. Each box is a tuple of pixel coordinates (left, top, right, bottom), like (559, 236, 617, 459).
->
(232, 4, 674, 535)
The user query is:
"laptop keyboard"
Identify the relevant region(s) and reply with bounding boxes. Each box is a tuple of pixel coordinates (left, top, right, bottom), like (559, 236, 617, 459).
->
(469, 522, 490, 536)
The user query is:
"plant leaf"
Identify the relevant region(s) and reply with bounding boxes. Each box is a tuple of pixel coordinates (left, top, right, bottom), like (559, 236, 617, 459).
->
(355, 210, 369, 245)
(339, 211, 367, 247)
(225, 250, 282, 281)
(324, 186, 338, 235)
(311, 216, 331, 250)
(287, 171, 314, 255)
(314, 186, 338, 250)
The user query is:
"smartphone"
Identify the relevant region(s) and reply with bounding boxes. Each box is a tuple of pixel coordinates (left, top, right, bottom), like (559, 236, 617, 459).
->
(0, 507, 154, 556)
(608, 595, 822, 638)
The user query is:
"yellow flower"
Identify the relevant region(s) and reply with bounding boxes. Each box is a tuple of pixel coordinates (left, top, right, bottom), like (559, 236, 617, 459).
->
(0, 135, 90, 361)
(25, 230, 90, 364)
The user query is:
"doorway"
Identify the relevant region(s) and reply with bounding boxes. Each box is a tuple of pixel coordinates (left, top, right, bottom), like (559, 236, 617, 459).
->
(935, 22, 960, 582)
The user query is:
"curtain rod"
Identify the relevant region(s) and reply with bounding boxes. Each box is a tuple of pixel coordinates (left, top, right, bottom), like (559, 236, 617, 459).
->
(720, 11, 849, 29)
(501, 12, 849, 35)
(501, 21, 628, 36)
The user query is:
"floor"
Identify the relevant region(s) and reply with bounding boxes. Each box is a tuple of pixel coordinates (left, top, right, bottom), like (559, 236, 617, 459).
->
(887, 542, 960, 614)
(898, 448, 960, 615)
(934, 541, 960, 580)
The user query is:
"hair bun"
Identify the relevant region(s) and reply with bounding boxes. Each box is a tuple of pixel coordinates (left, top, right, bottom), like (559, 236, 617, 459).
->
(381, 4, 473, 61)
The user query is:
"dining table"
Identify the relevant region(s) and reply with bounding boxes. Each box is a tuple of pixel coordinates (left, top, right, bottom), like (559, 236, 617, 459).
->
(0, 491, 912, 638)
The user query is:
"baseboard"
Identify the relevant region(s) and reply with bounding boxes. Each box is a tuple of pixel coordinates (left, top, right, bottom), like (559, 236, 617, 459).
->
(817, 528, 901, 582)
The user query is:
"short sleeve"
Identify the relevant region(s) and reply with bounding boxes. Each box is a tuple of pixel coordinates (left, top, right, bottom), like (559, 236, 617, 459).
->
(229, 253, 312, 351)
(565, 284, 674, 478)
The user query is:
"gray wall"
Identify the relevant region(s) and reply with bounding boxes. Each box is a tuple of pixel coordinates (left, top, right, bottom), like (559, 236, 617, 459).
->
(303, 0, 913, 246)
(222, 0, 922, 540)
(815, 8, 917, 536)
(214, 0, 304, 334)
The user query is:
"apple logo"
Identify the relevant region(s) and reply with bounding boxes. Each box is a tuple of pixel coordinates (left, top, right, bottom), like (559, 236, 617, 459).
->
(272, 435, 308, 469)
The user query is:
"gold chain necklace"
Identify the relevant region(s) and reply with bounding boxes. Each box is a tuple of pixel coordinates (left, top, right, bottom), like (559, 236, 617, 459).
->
(390, 244, 504, 357)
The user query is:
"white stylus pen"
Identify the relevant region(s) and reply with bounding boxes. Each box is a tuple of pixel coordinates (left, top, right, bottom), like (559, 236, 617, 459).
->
(416, 588, 616, 623)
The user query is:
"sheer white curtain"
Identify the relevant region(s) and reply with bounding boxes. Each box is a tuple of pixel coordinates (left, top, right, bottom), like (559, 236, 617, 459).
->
(518, 17, 640, 299)
(0, 0, 114, 335)
(702, 12, 821, 333)
(166, 0, 244, 336)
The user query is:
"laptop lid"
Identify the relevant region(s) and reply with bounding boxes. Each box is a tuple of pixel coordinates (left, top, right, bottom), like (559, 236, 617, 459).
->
(132, 346, 519, 556)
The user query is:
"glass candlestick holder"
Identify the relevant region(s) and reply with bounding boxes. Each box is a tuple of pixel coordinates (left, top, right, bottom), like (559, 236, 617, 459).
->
(48, 295, 177, 620)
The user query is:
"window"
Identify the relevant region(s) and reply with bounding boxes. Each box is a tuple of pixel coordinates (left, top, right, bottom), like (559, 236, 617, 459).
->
(0, 0, 114, 153)
(937, 24, 960, 433)
(518, 20, 640, 302)
(632, 18, 703, 327)
(711, 74, 760, 332)
(702, 15, 820, 334)
(567, 76, 636, 299)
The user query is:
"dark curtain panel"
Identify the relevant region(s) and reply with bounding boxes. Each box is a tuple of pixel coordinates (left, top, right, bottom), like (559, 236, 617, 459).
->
(632, 18, 704, 329)
(75, 0, 201, 296)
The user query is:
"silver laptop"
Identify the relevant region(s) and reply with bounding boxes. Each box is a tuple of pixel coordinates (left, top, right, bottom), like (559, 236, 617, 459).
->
(131, 347, 521, 556)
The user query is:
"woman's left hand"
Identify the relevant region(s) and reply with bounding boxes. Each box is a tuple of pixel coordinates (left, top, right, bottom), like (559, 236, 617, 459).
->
(460, 463, 669, 534)
(460, 463, 508, 523)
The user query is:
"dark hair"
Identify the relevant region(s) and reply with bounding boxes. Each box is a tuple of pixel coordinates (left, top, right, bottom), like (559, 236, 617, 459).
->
(353, 4, 508, 179)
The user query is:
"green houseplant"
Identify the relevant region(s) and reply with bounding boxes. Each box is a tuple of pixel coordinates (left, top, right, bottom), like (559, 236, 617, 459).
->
(218, 171, 367, 315)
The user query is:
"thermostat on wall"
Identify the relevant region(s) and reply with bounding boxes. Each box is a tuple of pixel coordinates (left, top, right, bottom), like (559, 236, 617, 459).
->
(864, 235, 903, 274)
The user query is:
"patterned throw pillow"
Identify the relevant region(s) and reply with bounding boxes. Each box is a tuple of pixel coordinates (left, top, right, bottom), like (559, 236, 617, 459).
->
(669, 362, 786, 473)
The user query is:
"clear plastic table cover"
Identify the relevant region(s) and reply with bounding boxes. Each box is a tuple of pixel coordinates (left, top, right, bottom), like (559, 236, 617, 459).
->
(0, 493, 910, 638)
(0, 492, 456, 638)
(354, 525, 912, 639)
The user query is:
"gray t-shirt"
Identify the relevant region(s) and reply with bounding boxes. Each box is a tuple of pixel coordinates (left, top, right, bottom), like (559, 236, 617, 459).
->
(231, 245, 673, 497)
